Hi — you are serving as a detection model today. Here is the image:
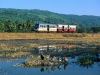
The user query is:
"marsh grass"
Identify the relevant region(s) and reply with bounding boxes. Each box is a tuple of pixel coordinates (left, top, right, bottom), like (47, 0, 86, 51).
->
(0, 33, 100, 48)
(0, 43, 37, 51)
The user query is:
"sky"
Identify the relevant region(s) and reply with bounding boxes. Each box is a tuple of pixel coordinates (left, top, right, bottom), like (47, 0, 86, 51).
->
(0, 0, 100, 16)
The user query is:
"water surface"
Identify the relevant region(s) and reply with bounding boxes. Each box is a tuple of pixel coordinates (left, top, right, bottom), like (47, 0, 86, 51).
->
(0, 43, 100, 75)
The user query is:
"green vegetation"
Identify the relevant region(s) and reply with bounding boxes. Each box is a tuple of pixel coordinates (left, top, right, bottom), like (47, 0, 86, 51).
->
(77, 56, 94, 68)
(0, 8, 100, 33)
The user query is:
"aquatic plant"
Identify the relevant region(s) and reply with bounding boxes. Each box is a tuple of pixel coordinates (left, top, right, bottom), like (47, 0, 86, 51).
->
(77, 56, 94, 68)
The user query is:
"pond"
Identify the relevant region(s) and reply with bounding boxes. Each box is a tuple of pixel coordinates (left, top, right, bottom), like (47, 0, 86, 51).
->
(0, 43, 100, 75)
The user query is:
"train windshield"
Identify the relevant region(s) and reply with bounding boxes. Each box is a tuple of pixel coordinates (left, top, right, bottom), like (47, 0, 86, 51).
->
(34, 24, 39, 29)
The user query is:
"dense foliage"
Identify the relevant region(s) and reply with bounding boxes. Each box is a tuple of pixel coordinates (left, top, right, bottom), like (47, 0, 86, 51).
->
(0, 8, 100, 33)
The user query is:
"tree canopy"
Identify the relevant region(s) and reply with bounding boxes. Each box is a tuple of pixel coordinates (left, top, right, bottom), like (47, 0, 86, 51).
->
(0, 8, 100, 33)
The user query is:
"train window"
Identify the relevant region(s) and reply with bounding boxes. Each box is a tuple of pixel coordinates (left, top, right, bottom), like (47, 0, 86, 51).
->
(40, 25, 42, 28)
(42, 25, 44, 27)
(40, 25, 43, 27)
(45, 25, 46, 28)
(53, 26, 55, 28)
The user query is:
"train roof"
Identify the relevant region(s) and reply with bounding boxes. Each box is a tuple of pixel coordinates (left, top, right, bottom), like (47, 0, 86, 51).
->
(58, 24, 77, 26)
(36, 23, 57, 25)
(69, 24, 77, 26)
(35, 23, 77, 26)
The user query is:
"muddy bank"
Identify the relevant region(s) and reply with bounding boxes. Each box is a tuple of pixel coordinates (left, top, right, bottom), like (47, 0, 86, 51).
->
(0, 39, 100, 51)
(1, 39, 100, 46)
(21, 54, 68, 67)
(21, 60, 67, 67)
(0, 39, 80, 45)
(0, 39, 78, 51)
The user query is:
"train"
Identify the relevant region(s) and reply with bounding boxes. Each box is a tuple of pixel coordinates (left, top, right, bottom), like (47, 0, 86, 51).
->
(34, 23, 77, 33)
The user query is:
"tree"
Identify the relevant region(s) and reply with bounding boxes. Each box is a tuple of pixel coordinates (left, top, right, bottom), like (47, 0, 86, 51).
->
(0, 21, 5, 32)
(77, 25, 86, 33)
(26, 20, 34, 32)
(91, 27, 100, 33)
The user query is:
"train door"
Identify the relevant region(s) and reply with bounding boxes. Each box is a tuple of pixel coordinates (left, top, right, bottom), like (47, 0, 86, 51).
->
(47, 25, 49, 32)
(62, 26, 64, 32)
(68, 25, 70, 33)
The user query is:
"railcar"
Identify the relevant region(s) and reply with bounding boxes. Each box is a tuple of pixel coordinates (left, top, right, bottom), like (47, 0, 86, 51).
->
(34, 23, 76, 33)
(57, 24, 69, 32)
(68, 25, 76, 33)
(34, 23, 57, 32)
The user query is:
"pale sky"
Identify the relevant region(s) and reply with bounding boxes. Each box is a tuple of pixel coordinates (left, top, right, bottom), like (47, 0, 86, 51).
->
(0, 0, 100, 16)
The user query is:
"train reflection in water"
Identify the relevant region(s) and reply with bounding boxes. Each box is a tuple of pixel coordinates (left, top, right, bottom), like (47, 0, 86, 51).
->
(35, 44, 77, 55)
(34, 43, 98, 59)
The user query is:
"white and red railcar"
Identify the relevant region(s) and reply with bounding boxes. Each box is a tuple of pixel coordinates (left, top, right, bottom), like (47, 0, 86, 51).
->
(57, 24, 68, 32)
(68, 25, 76, 33)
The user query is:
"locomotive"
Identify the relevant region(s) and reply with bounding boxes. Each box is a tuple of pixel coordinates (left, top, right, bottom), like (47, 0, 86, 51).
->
(34, 23, 76, 33)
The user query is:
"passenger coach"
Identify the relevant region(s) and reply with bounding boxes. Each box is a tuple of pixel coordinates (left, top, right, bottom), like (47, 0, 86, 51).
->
(34, 23, 57, 32)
